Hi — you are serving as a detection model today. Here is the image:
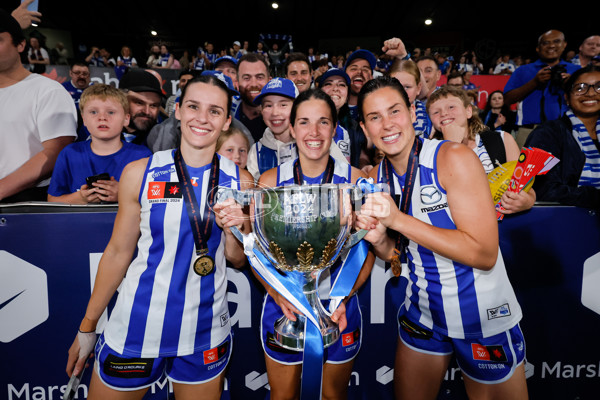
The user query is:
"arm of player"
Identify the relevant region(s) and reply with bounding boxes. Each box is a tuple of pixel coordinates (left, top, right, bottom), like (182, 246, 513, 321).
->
(65, 158, 146, 377)
(215, 168, 255, 268)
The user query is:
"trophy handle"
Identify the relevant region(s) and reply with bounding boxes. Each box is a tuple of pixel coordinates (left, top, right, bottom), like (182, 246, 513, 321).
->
(346, 229, 368, 248)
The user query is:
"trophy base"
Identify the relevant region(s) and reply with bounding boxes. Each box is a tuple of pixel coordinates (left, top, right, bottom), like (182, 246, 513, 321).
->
(274, 313, 340, 351)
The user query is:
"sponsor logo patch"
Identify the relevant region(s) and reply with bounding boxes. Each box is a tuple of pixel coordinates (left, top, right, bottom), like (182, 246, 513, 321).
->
(203, 342, 229, 365)
(471, 344, 507, 362)
(147, 182, 182, 203)
(342, 328, 360, 347)
(487, 303, 511, 320)
(103, 354, 154, 378)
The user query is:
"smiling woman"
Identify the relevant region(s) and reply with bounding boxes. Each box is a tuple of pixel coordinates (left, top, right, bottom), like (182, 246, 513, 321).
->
(525, 65, 600, 208)
(65, 74, 254, 400)
(256, 88, 374, 400)
(356, 76, 529, 400)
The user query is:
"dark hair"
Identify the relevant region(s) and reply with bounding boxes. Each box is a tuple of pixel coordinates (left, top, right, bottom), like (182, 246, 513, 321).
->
(482, 90, 505, 114)
(357, 76, 410, 122)
(0, 9, 26, 46)
(290, 88, 338, 127)
(70, 61, 89, 70)
(179, 75, 232, 117)
(178, 68, 199, 79)
(237, 52, 269, 73)
(284, 52, 312, 75)
(564, 64, 600, 94)
(415, 55, 439, 70)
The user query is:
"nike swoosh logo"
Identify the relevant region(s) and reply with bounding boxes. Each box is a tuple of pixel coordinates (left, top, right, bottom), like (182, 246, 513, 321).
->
(0, 290, 26, 311)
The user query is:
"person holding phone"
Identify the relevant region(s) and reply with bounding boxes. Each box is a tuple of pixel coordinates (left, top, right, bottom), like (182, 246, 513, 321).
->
(11, 0, 41, 29)
(47, 84, 151, 204)
(65, 74, 253, 399)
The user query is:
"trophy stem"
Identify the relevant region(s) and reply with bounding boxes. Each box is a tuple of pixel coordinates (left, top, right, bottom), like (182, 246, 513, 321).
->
(274, 271, 340, 351)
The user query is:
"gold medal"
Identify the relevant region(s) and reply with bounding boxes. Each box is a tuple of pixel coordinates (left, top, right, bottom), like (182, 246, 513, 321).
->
(391, 254, 402, 277)
(193, 254, 215, 276)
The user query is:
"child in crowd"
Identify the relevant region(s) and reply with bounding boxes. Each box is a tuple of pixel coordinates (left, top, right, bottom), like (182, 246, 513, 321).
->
(246, 78, 299, 180)
(216, 127, 250, 170)
(47, 84, 151, 204)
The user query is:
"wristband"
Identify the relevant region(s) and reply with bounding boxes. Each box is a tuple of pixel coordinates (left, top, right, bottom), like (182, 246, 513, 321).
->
(402, 53, 411, 61)
(77, 330, 97, 360)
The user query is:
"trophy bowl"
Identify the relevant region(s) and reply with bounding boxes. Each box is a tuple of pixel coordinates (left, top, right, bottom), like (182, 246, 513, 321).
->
(250, 183, 357, 350)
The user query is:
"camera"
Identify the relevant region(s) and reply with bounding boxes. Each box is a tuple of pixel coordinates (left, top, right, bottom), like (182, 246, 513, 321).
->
(549, 64, 567, 88)
(86, 173, 110, 188)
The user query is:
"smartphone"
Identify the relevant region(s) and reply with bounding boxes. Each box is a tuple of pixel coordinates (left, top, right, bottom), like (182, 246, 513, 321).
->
(86, 173, 110, 188)
(21, 0, 38, 13)
(63, 362, 87, 400)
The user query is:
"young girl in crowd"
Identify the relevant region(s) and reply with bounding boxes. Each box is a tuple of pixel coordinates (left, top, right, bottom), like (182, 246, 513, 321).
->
(356, 76, 528, 400)
(427, 85, 535, 215)
(66, 75, 253, 400)
(257, 88, 374, 400)
(387, 59, 433, 139)
(216, 127, 250, 170)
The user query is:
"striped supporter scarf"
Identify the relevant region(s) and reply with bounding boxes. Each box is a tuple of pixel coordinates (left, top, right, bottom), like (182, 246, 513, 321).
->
(567, 108, 600, 188)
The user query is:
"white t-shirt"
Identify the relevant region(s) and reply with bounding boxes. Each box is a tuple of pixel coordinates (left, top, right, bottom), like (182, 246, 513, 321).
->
(0, 73, 77, 185)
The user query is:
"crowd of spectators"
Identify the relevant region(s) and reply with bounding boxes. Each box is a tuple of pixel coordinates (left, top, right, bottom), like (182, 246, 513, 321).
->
(1, 2, 599, 210)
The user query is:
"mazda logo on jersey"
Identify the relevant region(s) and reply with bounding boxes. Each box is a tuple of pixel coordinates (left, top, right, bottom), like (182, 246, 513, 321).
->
(420, 185, 442, 205)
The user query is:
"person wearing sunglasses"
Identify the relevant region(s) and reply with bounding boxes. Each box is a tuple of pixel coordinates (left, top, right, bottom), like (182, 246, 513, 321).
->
(525, 65, 600, 209)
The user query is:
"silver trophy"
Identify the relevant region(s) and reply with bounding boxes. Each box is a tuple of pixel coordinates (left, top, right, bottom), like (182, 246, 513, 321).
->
(220, 183, 368, 351)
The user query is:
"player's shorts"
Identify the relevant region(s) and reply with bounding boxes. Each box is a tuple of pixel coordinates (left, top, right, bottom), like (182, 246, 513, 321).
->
(398, 314, 525, 384)
(94, 332, 232, 390)
(261, 293, 362, 365)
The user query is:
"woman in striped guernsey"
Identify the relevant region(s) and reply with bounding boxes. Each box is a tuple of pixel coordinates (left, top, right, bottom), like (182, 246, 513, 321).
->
(257, 89, 374, 400)
(66, 74, 253, 400)
(356, 76, 528, 400)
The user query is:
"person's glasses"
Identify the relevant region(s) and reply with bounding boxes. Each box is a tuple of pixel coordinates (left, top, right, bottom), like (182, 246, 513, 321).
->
(571, 82, 600, 96)
(71, 71, 90, 77)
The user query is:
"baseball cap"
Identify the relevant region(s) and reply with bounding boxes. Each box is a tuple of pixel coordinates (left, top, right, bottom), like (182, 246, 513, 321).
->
(201, 70, 239, 96)
(233, 41, 241, 47)
(253, 78, 299, 105)
(344, 49, 377, 71)
(119, 69, 163, 96)
(214, 55, 238, 68)
(0, 9, 25, 44)
(317, 68, 350, 87)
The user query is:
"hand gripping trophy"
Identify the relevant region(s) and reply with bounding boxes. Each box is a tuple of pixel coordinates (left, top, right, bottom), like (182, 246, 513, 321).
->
(219, 180, 380, 349)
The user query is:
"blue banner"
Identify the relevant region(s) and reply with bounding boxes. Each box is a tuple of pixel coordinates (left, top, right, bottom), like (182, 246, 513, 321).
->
(0, 204, 599, 399)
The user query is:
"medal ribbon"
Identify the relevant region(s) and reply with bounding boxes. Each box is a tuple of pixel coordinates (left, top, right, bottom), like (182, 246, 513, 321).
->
(174, 150, 220, 258)
(381, 137, 422, 262)
(293, 156, 335, 185)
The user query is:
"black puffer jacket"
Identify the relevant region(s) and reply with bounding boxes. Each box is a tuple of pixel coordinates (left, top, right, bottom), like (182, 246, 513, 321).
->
(524, 115, 600, 209)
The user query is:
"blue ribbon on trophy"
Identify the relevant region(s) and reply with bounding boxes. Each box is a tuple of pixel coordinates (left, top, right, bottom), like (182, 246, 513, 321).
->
(218, 180, 384, 400)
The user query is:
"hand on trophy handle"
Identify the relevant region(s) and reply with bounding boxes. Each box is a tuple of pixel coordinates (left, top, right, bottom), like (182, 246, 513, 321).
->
(330, 301, 348, 333)
(270, 289, 302, 322)
(214, 198, 246, 232)
(359, 192, 402, 230)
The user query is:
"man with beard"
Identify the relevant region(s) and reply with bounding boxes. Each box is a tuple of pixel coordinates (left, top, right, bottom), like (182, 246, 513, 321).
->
(344, 49, 377, 120)
(62, 61, 93, 141)
(234, 53, 270, 142)
(284, 52, 312, 93)
(118, 69, 162, 147)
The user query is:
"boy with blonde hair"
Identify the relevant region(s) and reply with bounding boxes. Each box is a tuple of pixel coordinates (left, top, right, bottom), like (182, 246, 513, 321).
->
(48, 84, 151, 204)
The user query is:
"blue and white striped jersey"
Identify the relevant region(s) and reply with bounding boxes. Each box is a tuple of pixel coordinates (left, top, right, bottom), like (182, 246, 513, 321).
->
(104, 150, 241, 357)
(377, 139, 522, 339)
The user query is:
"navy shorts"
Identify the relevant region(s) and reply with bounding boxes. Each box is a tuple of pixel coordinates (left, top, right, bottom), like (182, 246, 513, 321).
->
(94, 332, 232, 390)
(398, 315, 525, 383)
(261, 294, 362, 365)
